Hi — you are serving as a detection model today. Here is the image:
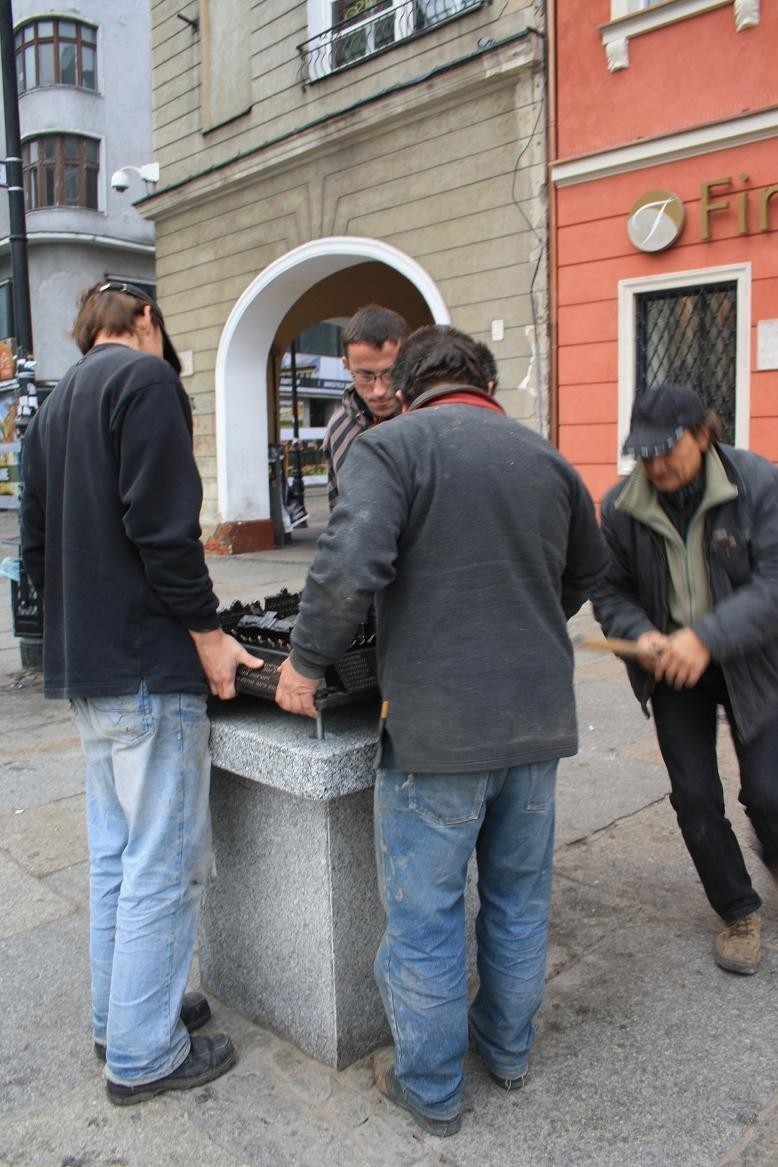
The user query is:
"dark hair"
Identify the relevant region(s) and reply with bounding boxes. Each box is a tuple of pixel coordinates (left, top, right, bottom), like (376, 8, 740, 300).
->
(692, 410, 723, 443)
(73, 282, 166, 355)
(474, 341, 498, 390)
(341, 304, 409, 355)
(391, 325, 489, 403)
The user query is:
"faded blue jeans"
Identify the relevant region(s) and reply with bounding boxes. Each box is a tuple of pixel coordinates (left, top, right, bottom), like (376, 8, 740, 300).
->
(373, 762, 557, 1121)
(71, 682, 212, 1086)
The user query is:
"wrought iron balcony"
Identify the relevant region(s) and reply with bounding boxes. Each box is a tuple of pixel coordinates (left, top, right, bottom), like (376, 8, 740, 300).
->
(298, 0, 485, 86)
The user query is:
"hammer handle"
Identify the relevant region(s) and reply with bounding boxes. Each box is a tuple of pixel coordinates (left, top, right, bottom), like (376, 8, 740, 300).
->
(579, 636, 653, 659)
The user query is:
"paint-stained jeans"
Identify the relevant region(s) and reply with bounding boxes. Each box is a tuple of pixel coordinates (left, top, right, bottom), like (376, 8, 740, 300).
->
(373, 762, 557, 1121)
(71, 682, 212, 1086)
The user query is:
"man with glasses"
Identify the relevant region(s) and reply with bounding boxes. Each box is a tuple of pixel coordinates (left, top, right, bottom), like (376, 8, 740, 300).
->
(323, 304, 409, 508)
(20, 282, 261, 1104)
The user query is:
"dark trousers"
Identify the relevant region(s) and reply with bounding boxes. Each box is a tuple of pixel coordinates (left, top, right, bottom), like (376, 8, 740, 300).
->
(651, 666, 778, 922)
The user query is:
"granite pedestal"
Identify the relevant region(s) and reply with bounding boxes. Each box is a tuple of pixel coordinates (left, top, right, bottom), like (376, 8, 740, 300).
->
(201, 698, 391, 1070)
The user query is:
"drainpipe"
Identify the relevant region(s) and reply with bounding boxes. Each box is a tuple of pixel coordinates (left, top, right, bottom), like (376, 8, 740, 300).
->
(545, 0, 559, 449)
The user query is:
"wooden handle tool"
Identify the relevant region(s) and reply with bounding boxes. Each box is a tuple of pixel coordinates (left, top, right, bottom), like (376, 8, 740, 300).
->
(578, 636, 657, 659)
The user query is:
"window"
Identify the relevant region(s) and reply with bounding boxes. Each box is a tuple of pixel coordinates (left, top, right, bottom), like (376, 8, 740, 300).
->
(15, 18, 97, 93)
(300, 0, 482, 83)
(617, 265, 750, 470)
(635, 282, 737, 442)
(329, 0, 399, 70)
(23, 135, 100, 210)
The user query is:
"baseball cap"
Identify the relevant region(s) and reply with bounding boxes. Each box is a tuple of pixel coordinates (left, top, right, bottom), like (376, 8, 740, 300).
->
(622, 383, 706, 458)
(96, 282, 182, 374)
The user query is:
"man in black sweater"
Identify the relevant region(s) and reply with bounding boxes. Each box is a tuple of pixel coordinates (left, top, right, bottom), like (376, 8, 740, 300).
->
(276, 325, 607, 1136)
(21, 282, 260, 1105)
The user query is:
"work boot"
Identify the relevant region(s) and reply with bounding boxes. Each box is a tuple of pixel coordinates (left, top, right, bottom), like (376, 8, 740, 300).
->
(105, 1032, 236, 1106)
(94, 990, 211, 1062)
(714, 911, 762, 975)
(372, 1047, 461, 1137)
(487, 1066, 529, 1092)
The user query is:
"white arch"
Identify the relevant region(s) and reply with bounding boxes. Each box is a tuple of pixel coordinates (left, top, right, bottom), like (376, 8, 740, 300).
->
(215, 236, 450, 523)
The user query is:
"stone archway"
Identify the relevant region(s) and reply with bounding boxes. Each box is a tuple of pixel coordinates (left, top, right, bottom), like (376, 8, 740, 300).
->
(209, 237, 449, 552)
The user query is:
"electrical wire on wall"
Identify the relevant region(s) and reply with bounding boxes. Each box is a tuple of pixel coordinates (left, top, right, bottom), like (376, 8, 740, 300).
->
(482, 1, 547, 430)
(509, 73, 547, 431)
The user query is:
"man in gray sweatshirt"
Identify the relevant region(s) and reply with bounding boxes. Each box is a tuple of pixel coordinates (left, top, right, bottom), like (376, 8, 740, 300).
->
(276, 325, 607, 1137)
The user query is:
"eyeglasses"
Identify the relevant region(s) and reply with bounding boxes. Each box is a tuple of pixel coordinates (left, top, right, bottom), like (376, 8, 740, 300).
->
(352, 368, 395, 388)
(97, 281, 150, 303)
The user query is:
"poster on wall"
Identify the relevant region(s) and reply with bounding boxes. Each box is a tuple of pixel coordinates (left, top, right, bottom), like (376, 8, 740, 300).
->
(0, 341, 20, 507)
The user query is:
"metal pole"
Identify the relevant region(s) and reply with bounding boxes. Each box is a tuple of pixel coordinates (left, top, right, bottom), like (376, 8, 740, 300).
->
(0, 1, 41, 671)
(286, 339, 307, 528)
(0, 0, 33, 358)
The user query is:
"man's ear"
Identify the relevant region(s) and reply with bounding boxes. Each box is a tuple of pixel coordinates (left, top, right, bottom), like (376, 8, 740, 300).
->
(341, 354, 350, 372)
(133, 303, 155, 338)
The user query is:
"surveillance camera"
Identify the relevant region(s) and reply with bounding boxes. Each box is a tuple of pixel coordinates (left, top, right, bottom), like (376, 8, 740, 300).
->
(110, 169, 130, 192)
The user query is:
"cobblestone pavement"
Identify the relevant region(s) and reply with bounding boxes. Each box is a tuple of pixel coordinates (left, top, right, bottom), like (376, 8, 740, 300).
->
(2, 501, 778, 1166)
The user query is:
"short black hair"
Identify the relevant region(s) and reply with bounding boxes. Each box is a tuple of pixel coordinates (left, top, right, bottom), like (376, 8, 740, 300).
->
(474, 341, 498, 390)
(341, 305, 409, 354)
(391, 325, 488, 403)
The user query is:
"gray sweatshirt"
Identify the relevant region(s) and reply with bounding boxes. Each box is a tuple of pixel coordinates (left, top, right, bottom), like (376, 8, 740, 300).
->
(291, 398, 608, 772)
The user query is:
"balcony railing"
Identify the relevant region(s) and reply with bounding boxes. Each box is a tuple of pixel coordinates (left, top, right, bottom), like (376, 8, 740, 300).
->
(298, 0, 485, 86)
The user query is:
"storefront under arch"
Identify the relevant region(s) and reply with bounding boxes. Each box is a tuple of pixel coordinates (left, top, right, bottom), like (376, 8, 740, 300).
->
(208, 236, 448, 553)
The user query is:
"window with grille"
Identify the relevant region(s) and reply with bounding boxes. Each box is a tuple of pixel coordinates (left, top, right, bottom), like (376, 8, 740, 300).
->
(23, 135, 100, 211)
(301, 0, 482, 82)
(635, 282, 737, 444)
(15, 18, 97, 93)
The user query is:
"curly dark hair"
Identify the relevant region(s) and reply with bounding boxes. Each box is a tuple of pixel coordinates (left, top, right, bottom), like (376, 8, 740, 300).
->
(391, 325, 489, 403)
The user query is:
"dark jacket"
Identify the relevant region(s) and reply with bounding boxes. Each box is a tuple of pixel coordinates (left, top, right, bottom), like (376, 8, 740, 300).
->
(291, 391, 608, 772)
(21, 343, 219, 699)
(593, 443, 778, 743)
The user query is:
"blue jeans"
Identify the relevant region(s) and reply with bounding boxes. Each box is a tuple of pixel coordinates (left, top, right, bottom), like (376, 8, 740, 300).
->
(373, 762, 557, 1121)
(71, 682, 212, 1086)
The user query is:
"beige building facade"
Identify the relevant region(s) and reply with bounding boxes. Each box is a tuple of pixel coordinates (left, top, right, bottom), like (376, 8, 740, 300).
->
(146, 0, 547, 549)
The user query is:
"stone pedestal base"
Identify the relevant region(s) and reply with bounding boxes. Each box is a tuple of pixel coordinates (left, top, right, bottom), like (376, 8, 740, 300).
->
(201, 702, 389, 1068)
(203, 700, 478, 1069)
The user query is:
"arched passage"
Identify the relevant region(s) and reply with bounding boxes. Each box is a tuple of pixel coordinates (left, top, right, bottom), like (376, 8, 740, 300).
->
(210, 237, 449, 551)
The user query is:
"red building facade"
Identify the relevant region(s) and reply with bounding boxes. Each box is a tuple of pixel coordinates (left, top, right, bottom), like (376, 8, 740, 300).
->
(549, 0, 777, 504)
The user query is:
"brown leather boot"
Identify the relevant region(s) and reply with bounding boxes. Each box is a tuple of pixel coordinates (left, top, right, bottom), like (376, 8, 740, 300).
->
(714, 911, 762, 975)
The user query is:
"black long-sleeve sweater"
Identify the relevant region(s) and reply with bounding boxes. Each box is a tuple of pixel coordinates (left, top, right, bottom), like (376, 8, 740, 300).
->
(21, 342, 219, 699)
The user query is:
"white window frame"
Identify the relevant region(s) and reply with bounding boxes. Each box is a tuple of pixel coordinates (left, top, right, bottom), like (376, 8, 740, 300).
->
(304, 0, 474, 78)
(617, 263, 750, 475)
(306, 0, 406, 67)
(601, 1, 759, 71)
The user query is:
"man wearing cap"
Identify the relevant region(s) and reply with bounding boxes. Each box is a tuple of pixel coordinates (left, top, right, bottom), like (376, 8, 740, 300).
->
(594, 383, 778, 976)
(21, 282, 262, 1103)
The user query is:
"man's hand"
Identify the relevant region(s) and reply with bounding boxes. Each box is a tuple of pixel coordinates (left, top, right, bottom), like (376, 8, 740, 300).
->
(653, 628, 711, 689)
(635, 630, 669, 670)
(189, 628, 263, 700)
(275, 657, 321, 719)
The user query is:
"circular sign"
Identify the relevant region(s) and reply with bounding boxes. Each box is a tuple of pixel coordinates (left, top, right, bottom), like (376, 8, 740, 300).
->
(627, 190, 685, 252)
